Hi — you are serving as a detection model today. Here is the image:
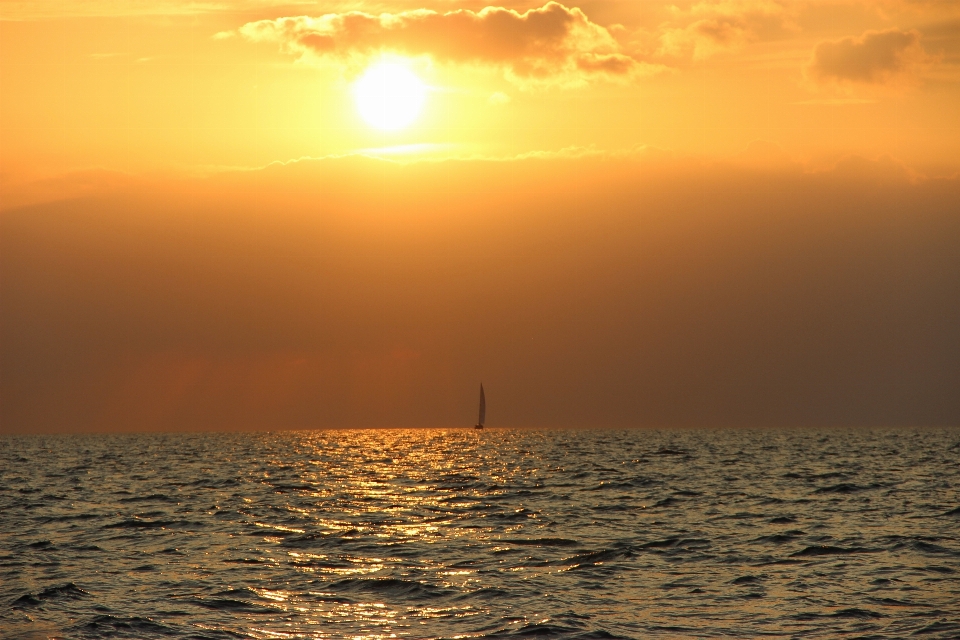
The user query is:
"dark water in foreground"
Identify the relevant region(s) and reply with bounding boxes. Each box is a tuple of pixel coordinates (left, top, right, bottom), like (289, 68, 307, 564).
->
(2, 428, 959, 639)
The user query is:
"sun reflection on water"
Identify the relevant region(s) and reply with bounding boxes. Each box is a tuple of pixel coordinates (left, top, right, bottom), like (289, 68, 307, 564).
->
(225, 429, 554, 635)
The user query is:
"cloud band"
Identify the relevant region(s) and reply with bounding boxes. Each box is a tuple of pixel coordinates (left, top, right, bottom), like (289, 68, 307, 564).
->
(807, 28, 928, 84)
(238, 2, 656, 84)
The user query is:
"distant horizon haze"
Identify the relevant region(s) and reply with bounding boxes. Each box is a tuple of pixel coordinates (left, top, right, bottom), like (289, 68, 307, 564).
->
(2, 156, 958, 435)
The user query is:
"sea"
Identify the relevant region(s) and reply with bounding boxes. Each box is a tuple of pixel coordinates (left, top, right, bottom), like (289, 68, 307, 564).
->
(2, 428, 959, 639)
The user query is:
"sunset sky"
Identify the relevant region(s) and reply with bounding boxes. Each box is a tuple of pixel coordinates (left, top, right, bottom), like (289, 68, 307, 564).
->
(2, 0, 958, 433)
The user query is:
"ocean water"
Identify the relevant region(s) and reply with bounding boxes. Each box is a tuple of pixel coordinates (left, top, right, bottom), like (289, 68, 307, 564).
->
(2, 428, 959, 639)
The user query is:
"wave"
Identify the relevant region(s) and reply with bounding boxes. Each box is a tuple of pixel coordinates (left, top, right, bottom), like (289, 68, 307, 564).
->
(910, 540, 957, 555)
(913, 621, 960, 635)
(102, 518, 187, 529)
(75, 614, 175, 634)
(783, 471, 846, 481)
(451, 587, 511, 601)
(752, 530, 805, 544)
(920, 565, 954, 573)
(652, 497, 679, 508)
(12, 582, 89, 607)
(559, 547, 634, 568)
(868, 597, 930, 607)
(640, 538, 710, 550)
(190, 597, 275, 613)
(118, 493, 179, 503)
(223, 557, 267, 565)
(829, 608, 885, 619)
(586, 479, 653, 491)
(501, 538, 580, 547)
(814, 483, 884, 494)
(790, 545, 873, 556)
(325, 577, 454, 600)
(4, 427, 958, 640)
(26, 540, 54, 549)
(481, 622, 630, 638)
(281, 529, 364, 547)
(267, 483, 316, 493)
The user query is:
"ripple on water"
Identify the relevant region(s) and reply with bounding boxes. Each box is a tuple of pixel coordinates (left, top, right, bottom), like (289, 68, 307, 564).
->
(1, 427, 959, 639)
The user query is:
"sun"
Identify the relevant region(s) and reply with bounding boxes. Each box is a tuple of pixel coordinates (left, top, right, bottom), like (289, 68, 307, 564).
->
(353, 62, 426, 131)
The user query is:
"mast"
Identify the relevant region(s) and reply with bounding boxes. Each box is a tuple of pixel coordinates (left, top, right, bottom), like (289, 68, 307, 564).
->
(478, 384, 485, 427)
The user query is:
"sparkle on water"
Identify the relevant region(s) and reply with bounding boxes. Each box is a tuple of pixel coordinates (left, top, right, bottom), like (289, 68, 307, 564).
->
(354, 62, 426, 131)
(1, 427, 959, 639)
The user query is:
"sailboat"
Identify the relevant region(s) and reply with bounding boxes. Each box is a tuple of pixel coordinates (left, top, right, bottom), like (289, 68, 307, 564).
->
(475, 384, 485, 430)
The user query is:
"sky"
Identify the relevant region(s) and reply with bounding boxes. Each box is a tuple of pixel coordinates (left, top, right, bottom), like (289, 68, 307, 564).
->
(1, 0, 959, 433)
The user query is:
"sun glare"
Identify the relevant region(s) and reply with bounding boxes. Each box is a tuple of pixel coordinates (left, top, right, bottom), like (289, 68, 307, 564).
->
(354, 62, 426, 131)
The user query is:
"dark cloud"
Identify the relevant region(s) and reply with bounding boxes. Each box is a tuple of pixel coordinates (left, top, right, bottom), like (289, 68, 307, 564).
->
(238, 2, 662, 83)
(807, 28, 928, 84)
(2, 156, 959, 433)
(918, 18, 960, 65)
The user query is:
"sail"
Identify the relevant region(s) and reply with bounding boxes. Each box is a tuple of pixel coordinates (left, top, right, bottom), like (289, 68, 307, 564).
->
(479, 384, 486, 426)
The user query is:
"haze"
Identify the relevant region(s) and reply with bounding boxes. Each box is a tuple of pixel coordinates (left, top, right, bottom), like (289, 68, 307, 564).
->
(1, 0, 958, 434)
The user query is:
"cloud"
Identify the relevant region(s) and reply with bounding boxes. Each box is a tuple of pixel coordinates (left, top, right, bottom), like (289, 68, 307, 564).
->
(0, 0, 330, 20)
(488, 91, 511, 105)
(0, 168, 139, 212)
(916, 18, 960, 80)
(236, 2, 662, 85)
(793, 98, 877, 105)
(658, 0, 796, 60)
(806, 28, 929, 84)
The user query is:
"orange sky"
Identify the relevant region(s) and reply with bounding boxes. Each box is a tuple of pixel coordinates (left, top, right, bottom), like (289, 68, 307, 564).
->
(1, 1, 959, 433)
(3, 0, 960, 182)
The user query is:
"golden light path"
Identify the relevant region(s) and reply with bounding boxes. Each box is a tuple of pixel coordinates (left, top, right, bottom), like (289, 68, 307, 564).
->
(353, 62, 427, 131)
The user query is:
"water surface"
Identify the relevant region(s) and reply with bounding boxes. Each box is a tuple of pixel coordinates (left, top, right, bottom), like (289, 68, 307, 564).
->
(2, 428, 959, 638)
